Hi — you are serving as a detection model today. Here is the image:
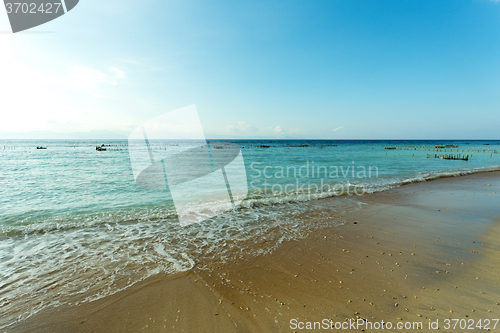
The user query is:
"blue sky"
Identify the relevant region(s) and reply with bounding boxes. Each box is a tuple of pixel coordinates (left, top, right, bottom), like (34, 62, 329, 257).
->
(0, 0, 499, 139)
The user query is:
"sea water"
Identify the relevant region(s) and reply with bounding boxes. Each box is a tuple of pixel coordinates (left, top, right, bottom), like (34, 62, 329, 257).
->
(0, 139, 499, 327)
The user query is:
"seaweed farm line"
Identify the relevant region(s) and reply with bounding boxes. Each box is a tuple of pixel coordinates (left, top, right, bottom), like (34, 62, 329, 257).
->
(384, 145, 499, 154)
(429, 154, 470, 161)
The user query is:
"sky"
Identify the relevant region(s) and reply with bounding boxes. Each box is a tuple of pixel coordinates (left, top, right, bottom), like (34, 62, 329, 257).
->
(0, 0, 499, 139)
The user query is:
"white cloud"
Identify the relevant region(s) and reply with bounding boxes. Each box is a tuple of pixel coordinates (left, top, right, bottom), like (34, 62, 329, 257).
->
(108, 67, 126, 85)
(0, 41, 136, 133)
(0, 42, 89, 132)
(286, 127, 308, 135)
(332, 126, 344, 132)
(222, 122, 307, 138)
(70, 66, 126, 88)
(226, 122, 259, 134)
(70, 67, 108, 88)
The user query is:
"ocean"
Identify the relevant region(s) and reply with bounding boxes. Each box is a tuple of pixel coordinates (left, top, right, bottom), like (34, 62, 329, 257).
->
(1, 139, 499, 328)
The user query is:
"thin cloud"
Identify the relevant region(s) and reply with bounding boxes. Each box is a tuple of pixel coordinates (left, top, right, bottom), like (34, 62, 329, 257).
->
(70, 66, 126, 88)
(226, 122, 259, 133)
(223, 122, 307, 137)
(273, 126, 283, 134)
(108, 67, 126, 85)
(332, 127, 344, 132)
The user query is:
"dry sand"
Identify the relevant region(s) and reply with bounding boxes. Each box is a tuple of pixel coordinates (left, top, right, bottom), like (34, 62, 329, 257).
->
(8, 172, 500, 333)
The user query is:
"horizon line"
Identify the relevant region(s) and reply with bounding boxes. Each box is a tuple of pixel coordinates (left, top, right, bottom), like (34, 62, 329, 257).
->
(1, 138, 499, 141)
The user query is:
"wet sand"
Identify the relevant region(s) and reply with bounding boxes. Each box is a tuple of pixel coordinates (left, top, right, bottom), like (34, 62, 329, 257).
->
(8, 171, 500, 332)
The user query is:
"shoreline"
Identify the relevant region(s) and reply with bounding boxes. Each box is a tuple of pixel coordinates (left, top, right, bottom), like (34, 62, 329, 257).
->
(7, 171, 500, 332)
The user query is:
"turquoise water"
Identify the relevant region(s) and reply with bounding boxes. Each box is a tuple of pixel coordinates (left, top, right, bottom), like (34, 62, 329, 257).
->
(1, 139, 499, 327)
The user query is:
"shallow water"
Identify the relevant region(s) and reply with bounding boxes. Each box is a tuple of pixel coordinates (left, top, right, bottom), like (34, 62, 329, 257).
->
(0, 139, 499, 327)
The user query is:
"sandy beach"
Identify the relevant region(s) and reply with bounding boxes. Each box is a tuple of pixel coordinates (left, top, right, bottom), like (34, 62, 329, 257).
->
(3, 0, 500, 331)
(8, 171, 500, 333)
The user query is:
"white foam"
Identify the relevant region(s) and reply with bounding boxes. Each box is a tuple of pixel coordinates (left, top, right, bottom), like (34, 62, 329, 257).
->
(1, 164, 499, 328)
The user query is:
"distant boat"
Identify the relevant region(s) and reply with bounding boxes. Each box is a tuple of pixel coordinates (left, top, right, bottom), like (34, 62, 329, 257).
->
(96, 146, 107, 151)
(36, 147, 47, 149)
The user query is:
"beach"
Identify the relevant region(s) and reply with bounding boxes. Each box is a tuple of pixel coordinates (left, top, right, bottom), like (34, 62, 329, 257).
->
(8, 171, 500, 333)
(2, 0, 500, 330)
(2, 0, 499, 330)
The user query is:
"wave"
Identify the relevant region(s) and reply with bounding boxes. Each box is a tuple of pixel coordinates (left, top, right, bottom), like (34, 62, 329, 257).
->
(1, 164, 499, 328)
(2, 164, 499, 238)
(0, 195, 354, 328)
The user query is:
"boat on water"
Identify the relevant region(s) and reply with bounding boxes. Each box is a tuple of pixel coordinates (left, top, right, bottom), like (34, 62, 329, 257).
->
(36, 147, 47, 149)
